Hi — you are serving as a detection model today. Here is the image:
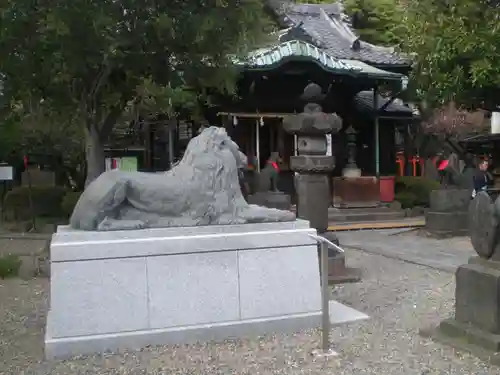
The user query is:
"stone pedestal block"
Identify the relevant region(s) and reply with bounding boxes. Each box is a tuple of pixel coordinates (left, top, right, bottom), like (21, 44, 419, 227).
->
(327, 253, 362, 285)
(422, 257, 500, 364)
(425, 189, 470, 238)
(318, 231, 361, 284)
(333, 177, 379, 208)
(425, 211, 468, 237)
(429, 189, 470, 212)
(45, 220, 369, 359)
(455, 259, 500, 333)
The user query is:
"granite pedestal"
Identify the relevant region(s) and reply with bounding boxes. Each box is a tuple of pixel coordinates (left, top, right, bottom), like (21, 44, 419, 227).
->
(45, 219, 368, 359)
(425, 189, 470, 238)
(421, 256, 500, 364)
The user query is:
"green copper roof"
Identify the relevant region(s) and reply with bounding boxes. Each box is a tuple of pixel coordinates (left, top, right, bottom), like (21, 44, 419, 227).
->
(237, 40, 405, 82)
(239, 40, 358, 72)
(339, 59, 405, 81)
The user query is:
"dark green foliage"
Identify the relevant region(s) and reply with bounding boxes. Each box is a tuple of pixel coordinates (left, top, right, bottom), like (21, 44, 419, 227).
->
(3, 186, 67, 219)
(0, 255, 21, 279)
(394, 191, 417, 209)
(395, 177, 441, 207)
(343, 0, 404, 46)
(0, 0, 272, 183)
(402, 0, 500, 108)
(295, 0, 404, 47)
(61, 191, 82, 218)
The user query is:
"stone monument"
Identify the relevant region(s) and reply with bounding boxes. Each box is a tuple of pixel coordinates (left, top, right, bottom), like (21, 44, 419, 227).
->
(333, 125, 379, 208)
(283, 83, 361, 284)
(342, 125, 361, 178)
(422, 191, 500, 364)
(45, 126, 368, 359)
(247, 151, 291, 210)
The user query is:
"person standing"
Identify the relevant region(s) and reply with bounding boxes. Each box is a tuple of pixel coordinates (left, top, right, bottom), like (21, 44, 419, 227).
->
(472, 159, 492, 198)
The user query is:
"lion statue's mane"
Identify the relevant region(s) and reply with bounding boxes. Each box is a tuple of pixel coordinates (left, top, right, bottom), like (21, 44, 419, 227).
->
(70, 126, 295, 231)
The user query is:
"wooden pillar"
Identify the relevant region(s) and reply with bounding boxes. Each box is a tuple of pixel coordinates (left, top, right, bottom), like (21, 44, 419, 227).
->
(373, 87, 380, 177)
(256, 119, 261, 172)
(167, 119, 175, 169)
(278, 119, 285, 156)
(270, 121, 275, 152)
(144, 122, 152, 171)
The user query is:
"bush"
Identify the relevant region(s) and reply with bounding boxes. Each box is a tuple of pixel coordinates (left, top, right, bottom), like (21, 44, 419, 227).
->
(395, 177, 440, 207)
(61, 191, 82, 218)
(0, 255, 21, 278)
(395, 191, 417, 209)
(3, 186, 67, 219)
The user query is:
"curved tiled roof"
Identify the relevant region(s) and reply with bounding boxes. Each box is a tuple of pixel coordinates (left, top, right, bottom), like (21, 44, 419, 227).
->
(355, 91, 414, 115)
(245, 40, 358, 72)
(237, 40, 404, 81)
(273, 2, 410, 66)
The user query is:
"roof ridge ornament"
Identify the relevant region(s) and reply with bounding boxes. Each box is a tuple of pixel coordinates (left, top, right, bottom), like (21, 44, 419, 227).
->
(352, 39, 361, 51)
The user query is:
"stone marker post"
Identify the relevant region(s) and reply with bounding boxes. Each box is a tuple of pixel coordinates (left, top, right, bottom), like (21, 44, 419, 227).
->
(422, 191, 500, 365)
(283, 83, 361, 284)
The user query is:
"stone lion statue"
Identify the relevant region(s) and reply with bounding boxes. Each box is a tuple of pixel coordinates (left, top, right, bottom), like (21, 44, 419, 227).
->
(70, 126, 296, 231)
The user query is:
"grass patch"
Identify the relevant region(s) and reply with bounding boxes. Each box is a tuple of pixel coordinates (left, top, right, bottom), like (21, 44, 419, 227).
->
(0, 255, 22, 279)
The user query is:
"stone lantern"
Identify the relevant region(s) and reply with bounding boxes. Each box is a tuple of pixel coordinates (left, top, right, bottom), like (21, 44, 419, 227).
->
(342, 125, 361, 178)
(283, 83, 361, 283)
(283, 83, 340, 232)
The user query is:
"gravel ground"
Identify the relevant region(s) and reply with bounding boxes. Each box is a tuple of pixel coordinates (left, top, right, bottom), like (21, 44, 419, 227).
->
(0, 249, 496, 375)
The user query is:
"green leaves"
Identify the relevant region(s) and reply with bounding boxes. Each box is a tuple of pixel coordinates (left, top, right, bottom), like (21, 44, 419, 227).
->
(295, 0, 404, 46)
(0, 0, 271, 128)
(0, 0, 271, 181)
(343, 0, 405, 46)
(402, 0, 500, 108)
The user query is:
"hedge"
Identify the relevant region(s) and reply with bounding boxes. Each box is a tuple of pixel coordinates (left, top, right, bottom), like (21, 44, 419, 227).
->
(394, 191, 417, 209)
(395, 176, 441, 208)
(3, 186, 67, 219)
(61, 191, 83, 218)
(0, 255, 21, 279)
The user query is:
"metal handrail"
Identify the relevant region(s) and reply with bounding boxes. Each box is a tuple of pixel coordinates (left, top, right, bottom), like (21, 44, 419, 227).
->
(308, 233, 344, 253)
(307, 233, 342, 357)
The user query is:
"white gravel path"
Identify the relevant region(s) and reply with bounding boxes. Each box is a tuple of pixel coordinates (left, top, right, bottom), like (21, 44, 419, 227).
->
(0, 249, 495, 375)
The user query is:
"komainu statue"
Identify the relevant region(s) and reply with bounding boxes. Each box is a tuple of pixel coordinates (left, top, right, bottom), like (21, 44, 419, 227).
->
(255, 151, 281, 193)
(70, 126, 295, 231)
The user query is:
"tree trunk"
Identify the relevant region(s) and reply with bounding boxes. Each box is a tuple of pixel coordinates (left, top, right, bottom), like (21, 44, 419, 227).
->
(84, 125, 105, 187)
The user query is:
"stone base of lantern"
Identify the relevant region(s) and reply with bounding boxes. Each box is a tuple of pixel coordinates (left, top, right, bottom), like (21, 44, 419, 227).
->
(420, 257, 500, 366)
(319, 231, 362, 285)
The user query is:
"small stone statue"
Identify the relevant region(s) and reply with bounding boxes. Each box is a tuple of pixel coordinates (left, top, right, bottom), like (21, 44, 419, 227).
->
(70, 127, 295, 231)
(437, 152, 475, 190)
(247, 152, 291, 210)
(255, 152, 281, 193)
(438, 153, 459, 187)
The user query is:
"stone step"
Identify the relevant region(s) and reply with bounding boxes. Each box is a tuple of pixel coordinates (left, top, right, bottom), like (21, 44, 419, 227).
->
(328, 217, 425, 231)
(328, 209, 406, 223)
(328, 206, 398, 215)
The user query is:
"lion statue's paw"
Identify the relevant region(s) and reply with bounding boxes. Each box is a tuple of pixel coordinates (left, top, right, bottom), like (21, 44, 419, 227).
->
(239, 205, 296, 223)
(98, 217, 148, 231)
